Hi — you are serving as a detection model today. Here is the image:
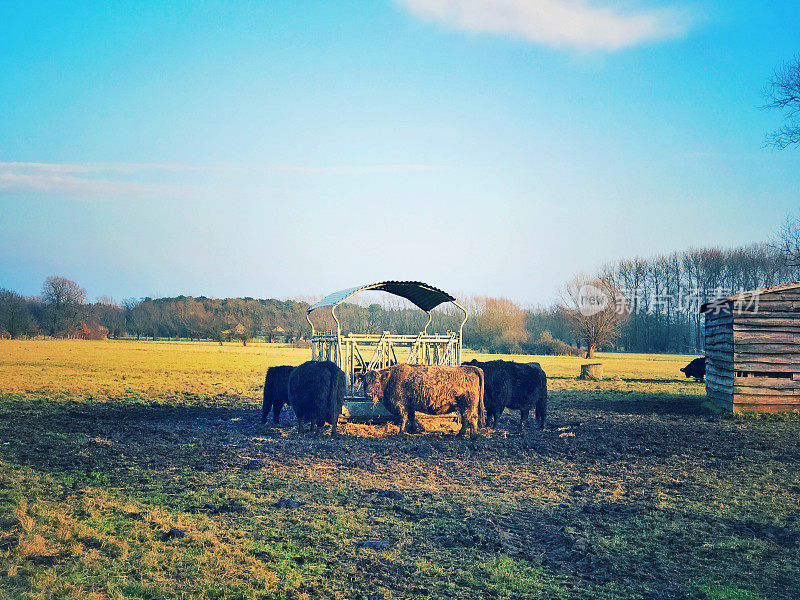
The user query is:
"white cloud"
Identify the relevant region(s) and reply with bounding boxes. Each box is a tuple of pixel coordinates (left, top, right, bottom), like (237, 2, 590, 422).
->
(0, 162, 440, 198)
(398, 0, 692, 51)
(0, 163, 170, 197)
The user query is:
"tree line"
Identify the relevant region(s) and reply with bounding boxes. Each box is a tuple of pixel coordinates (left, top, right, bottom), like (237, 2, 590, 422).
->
(0, 278, 576, 354)
(0, 276, 580, 353)
(599, 244, 800, 353)
(1, 242, 798, 354)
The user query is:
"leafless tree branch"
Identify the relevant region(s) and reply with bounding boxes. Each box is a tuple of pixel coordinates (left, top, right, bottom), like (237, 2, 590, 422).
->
(763, 57, 800, 149)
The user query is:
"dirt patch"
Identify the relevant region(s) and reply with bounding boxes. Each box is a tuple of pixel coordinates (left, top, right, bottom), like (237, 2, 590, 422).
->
(0, 390, 798, 599)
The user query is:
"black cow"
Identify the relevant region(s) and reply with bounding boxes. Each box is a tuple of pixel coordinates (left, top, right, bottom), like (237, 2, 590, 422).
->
(261, 365, 294, 425)
(680, 357, 706, 382)
(463, 359, 547, 430)
(287, 361, 346, 435)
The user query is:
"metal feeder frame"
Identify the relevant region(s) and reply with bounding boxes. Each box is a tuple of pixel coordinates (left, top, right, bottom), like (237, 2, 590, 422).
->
(306, 281, 468, 410)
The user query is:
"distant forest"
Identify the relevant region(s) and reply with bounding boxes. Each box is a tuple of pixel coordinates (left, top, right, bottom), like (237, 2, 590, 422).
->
(2, 244, 798, 354)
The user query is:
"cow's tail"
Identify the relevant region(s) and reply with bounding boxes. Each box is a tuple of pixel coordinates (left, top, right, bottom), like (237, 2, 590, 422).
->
(538, 372, 548, 430)
(261, 369, 270, 423)
(476, 367, 486, 428)
(329, 365, 345, 429)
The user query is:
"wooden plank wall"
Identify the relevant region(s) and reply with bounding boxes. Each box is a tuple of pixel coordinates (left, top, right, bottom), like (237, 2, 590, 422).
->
(704, 311, 733, 410)
(731, 290, 800, 412)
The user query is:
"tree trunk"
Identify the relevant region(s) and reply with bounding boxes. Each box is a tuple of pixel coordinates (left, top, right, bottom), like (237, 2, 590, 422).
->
(580, 363, 603, 381)
(586, 344, 596, 359)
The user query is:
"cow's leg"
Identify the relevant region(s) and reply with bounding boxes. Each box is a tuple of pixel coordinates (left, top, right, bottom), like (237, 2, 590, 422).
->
(330, 407, 339, 437)
(261, 399, 271, 424)
(297, 418, 305, 435)
(467, 400, 480, 436)
(519, 409, 529, 433)
(536, 396, 545, 430)
(407, 407, 418, 434)
(273, 400, 283, 425)
(456, 414, 467, 436)
(456, 402, 468, 437)
(398, 405, 410, 434)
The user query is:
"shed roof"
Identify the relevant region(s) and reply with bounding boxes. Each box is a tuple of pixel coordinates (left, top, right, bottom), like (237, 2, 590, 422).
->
(308, 281, 457, 313)
(700, 280, 800, 313)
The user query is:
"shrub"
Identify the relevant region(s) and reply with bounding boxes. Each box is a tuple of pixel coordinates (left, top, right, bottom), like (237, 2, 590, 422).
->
(525, 331, 582, 356)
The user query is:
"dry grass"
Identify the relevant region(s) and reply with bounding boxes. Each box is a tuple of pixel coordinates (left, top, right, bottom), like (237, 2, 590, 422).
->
(0, 340, 798, 599)
(0, 339, 307, 403)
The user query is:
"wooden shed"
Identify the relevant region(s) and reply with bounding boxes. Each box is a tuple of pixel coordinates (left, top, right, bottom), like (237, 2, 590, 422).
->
(701, 281, 800, 413)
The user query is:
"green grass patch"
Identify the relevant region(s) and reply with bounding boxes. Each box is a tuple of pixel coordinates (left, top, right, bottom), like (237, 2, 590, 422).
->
(0, 340, 797, 599)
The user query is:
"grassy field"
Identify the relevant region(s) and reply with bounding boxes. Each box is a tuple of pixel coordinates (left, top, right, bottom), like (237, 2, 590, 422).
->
(0, 340, 798, 600)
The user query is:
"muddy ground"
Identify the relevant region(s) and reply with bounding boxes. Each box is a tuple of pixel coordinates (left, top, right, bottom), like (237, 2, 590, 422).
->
(1, 387, 799, 599)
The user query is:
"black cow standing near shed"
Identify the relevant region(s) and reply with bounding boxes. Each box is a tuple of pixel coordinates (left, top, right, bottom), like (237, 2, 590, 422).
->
(680, 357, 706, 382)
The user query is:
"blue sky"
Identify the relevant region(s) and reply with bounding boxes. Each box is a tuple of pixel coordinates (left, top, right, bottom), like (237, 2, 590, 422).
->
(1, 1, 799, 305)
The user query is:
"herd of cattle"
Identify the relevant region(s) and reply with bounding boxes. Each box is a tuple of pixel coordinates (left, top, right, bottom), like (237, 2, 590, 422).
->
(261, 359, 548, 436)
(261, 357, 705, 436)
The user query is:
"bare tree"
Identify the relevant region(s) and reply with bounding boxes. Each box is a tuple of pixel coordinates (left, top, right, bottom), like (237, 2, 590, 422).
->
(41, 276, 85, 336)
(467, 296, 528, 353)
(764, 56, 800, 267)
(777, 215, 800, 267)
(764, 57, 800, 149)
(561, 276, 628, 359)
(42, 276, 85, 307)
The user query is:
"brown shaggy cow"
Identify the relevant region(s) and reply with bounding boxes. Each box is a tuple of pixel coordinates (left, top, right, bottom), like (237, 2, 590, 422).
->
(261, 365, 294, 425)
(287, 361, 345, 435)
(463, 359, 547, 430)
(363, 364, 485, 436)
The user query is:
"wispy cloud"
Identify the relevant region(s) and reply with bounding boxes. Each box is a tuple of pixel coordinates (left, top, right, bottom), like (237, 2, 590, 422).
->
(0, 162, 440, 198)
(0, 162, 165, 197)
(398, 0, 692, 51)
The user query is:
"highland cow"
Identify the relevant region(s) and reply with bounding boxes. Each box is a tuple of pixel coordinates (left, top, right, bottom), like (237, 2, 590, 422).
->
(463, 359, 547, 430)
(261, 365, 294, 425)
(680, 357, 706, 382)
(287, 360, 345, 435)
(363, 364, 485, 436)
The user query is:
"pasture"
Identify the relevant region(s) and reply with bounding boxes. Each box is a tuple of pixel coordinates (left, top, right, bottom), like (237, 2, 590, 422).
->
(0, 340, 799, 600)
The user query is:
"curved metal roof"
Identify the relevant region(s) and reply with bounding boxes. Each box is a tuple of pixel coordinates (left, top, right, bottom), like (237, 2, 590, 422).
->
(308, 281, 457, 313)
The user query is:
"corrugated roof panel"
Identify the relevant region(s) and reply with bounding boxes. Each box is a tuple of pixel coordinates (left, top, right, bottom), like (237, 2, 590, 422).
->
(308, 280, 456, 313)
